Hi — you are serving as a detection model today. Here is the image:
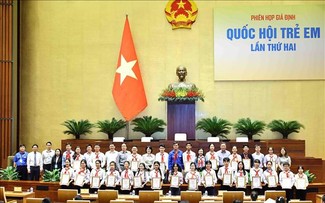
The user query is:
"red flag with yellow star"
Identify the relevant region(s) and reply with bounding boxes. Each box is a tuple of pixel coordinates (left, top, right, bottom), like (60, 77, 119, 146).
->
(112, 16, 147, 121)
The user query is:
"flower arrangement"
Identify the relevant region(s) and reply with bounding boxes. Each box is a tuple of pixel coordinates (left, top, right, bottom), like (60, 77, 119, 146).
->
(158, 87, 204, 102)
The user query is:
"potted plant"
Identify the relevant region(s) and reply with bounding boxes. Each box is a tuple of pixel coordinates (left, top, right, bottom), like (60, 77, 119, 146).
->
(304, 170, 316, 183)
(131, 116, 166, 137)
(96, 118, 127, 139)
(43, 169, 60, 182)
(0, 166, 19, 180)
(62, 119, 94, 139)
(196, 116, 232, 139)
(267, 120, 304, 139)
(233, 118, 266, 140)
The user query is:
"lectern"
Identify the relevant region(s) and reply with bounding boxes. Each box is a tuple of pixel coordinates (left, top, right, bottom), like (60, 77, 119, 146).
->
(167, 101, 196, 140)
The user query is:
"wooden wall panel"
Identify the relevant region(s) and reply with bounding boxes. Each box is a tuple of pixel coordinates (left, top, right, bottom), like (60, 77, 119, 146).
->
(0, 0, 13, 168)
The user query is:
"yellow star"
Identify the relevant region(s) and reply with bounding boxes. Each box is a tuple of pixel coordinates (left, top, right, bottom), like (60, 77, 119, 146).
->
(177, 0, 185, 9)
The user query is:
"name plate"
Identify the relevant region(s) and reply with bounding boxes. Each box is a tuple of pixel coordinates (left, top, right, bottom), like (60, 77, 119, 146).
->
(80, 189, 89, 195)
(13, 187, 22, 193)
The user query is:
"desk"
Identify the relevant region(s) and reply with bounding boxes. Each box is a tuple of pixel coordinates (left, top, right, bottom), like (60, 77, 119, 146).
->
(5, 192, 35, 203)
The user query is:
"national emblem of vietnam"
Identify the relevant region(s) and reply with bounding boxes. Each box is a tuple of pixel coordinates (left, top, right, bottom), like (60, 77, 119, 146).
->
(165, 0, 198, 29)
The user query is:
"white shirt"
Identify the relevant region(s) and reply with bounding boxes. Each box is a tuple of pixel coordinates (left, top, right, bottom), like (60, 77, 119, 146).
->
(127, 153, 142, 172)
(27, 151, 43, 171)
(42, 149, 55, 165)
(233, 170, 248, 186)
(205, 151, 219, 170)
(60, 167, 74, 183)
(252, 152, 264, 168)
(264, 154, 278, 170)
(91, 152, 105, 169)
(83, 152, 94, 168)
(263, 168, 278, 186)
(201, 169, 217, 186)
(104, 170, 120, 186)
(217, 165, 234, 181)
(249, 167, 264, 189)
(294, 173, 309, 190)
(155, 152, 169, 170)
(185, 170, 201, 186)
(135, 170, 149, 184)
(73, 168, 90, 184)
(71, 154, 85, 171)
(120, 169, 134, 185)
(169, 171, 184, 186)
(279, 170, 295, 189)
(228, 153, 242, 171)
(105, 150, 118, 169)
(182, 150, 196, 172)
(142, 153, 155, 170)
(90, 168, 105, 188)
(149, 169, 165, 180)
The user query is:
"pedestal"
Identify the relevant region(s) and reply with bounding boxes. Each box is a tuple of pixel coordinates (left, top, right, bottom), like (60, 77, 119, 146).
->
(167, 101, 196, 140)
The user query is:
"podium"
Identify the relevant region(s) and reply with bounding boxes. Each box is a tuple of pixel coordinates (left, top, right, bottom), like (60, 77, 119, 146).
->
(167, 101, 196, 140)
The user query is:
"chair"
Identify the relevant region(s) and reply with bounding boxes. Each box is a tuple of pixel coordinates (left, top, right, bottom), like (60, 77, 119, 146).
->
(139, 191, 160, 203)
(288, 201, 312, 203)
(67, 201, 90, 203)
(0, 187, 17, 203)
(264, 190, 286, 201)
(110, 201, 134, 203)
(26, 198, 44, 203)
(223, 191, 244, 203)
(98, 190, 118, 203)
(180, 191, 202, 203)
(57, 189, 78, 203)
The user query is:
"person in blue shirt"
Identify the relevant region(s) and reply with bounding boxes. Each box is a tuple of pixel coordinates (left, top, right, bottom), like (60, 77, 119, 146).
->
(13, 144, 28, 180)
(168, 142, 183, 171)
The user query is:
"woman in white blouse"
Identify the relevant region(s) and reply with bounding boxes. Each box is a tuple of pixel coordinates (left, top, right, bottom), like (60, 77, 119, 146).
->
(168, 163, 183, 195)
(185, 162, 201, 191)
(142, 146, 155, 170)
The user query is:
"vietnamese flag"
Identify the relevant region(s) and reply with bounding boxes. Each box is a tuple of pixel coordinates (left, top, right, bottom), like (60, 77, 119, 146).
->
(112, 16, 147, 121)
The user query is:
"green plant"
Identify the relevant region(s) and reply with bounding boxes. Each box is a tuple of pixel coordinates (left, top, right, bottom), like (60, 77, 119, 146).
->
(62, 119, 94, 139)
(304, 170, 316, 183)
(97, 118, 127, 139)
(132, 116, 166, 137)
(43, 169, 60, 182)
(0, 166, 19, 180)
(233, 118, 266, 140)
(267, 120, 304, 139)
(196, 116, 232, 139)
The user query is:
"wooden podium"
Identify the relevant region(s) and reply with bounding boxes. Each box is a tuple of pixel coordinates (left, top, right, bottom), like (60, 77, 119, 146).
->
(167, 101, 196, 140)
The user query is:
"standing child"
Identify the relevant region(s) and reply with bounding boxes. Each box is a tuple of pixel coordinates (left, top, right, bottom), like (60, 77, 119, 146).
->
(185, 162, 201, 191)
(73, 159, 90, 192)
(217, 157, 234, 191)
(149, 161, 164, 190)
(168, 163, 183, 195)
(195, 148, 206, 173)
(104, 161, 120, 190)
(89, 160, 105, 193)
(233, 161, 248, 194)
(250, 159, 263, 195)
(279, 162, 295, 202)
(60, 159, 74, 189)
(134, 163, 149, 195)
(263, 161, 278, 191)
(120, 161, 134, 194)
(294, 165, 309, 200)
(202, 160, 217, 196)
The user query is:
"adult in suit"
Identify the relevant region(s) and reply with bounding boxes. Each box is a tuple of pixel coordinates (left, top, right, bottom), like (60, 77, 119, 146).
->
(51, 148, 62, 171)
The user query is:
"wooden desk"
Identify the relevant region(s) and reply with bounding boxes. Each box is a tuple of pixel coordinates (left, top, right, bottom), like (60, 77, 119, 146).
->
(316, 194, 324, 203)
(5, 192, 35, 203)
